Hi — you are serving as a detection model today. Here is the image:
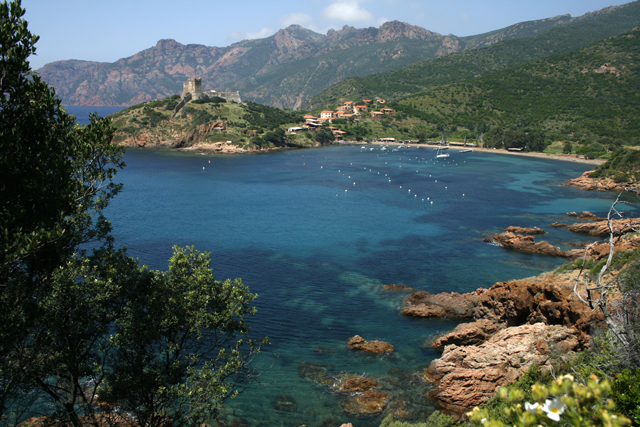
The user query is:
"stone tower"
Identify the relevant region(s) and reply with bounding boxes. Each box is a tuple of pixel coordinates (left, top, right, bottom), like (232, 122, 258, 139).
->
(183, 78, 202, 99)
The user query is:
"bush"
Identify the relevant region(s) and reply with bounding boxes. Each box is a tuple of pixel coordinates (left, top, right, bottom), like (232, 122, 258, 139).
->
(380, 412, 457, 427)
(612, 369, 640, 426)
(469, 374, 631, 426)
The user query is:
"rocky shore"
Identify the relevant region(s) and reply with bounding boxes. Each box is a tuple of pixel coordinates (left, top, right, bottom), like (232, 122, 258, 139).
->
(562, 170, 632, 192)
(405, 270, 601, 413)
(402, 210, 640, 415)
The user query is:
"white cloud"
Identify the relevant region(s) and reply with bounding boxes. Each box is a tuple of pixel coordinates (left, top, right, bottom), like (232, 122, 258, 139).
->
(323, 0, 374, 23)
(226, 27, 275, 43)
(281, 12, 318, 31)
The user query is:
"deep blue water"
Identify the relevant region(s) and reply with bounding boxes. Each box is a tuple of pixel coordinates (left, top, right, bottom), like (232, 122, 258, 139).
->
(71, 106, 639, 426)
(105, 147, 637, 427)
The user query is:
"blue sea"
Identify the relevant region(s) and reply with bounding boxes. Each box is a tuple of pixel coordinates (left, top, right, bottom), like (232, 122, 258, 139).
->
(69, 107, 640, 426)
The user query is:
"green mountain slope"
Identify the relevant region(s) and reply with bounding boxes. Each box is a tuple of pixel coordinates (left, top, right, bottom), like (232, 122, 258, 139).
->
(396, 29, 640, 141)
(307, 1, 640, 109)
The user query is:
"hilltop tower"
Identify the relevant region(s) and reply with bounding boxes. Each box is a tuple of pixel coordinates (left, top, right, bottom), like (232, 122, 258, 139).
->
(183, 77, 202, 99)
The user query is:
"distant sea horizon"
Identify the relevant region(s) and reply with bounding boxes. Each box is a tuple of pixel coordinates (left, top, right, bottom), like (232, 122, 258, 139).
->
(64, 105, 124, 124)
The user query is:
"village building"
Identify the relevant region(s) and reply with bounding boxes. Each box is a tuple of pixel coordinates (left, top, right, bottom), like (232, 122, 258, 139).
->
(380, 108, 395, 116)
(320, 111, 335, 119)
(371, 111, 384, 120)
(354, 105, 368, 113)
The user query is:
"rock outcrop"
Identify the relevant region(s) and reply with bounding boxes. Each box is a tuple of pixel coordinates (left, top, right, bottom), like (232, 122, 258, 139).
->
(558, 218, 640, 237)
(562, 170, 637, 192)
(402, 290, 479, 318)
(504, 226, 546, 234)
(406, 270, 606, 413)
(347, 335, 395, 354)
(485, 232, 581, 258)
(426, 323, 581, 412)
(431, 319, 500, 349)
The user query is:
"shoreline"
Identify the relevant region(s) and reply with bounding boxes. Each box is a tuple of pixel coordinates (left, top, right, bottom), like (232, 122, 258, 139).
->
(365, 141, 605, 166)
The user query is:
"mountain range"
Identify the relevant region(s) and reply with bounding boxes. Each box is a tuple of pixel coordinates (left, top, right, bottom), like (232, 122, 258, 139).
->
(38, 1, 639, 110)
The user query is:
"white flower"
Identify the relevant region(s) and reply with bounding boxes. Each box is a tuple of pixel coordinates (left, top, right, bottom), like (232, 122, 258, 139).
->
(525, 402, 539, 413)
(542, 397, 565, 422)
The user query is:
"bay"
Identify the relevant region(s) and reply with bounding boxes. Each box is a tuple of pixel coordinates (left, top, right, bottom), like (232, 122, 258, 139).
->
(104, 145, 637, 427)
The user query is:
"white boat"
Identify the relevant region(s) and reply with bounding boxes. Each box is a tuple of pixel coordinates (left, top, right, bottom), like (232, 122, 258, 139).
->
(460, 148, 474, 153)
(435, 147, 450, 159)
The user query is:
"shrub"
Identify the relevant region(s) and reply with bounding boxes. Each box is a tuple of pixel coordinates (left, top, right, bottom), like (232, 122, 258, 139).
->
(612, 369, 640, 426)
(468, 374, 631, 426)
(380, 412, 457, 427)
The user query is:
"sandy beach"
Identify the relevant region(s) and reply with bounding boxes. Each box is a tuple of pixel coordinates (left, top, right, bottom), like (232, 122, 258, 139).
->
(366, 141, 605, 166)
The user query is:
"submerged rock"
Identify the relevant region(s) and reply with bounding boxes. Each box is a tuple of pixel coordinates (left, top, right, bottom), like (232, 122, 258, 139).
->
(382, 284, 413, 291)
(340, 389, 390, 417)
(271, 394, 298, 412)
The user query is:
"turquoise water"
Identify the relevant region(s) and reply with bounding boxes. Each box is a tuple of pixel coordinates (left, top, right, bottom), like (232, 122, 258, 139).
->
(103, 144, 638, 427)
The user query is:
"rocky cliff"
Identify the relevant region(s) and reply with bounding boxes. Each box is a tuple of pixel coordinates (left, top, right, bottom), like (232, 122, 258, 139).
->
(38, 9, 615, 110)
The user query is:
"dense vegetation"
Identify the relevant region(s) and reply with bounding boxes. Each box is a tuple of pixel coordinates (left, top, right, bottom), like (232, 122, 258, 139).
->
(393, 29, 640, 146)
(307, 1, 640, 108)
(590, 149, 640, 182)
(0, 3, 264, 426)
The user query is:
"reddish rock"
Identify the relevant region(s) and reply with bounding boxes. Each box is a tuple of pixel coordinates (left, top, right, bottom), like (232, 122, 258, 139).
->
(489, 232, 574, 258)
(402, 290, 481, 318)
(347, 335, 394, 353)
(565, 211, 606, 221)
(382, 284, 413, 291)
(564, 218, 640, 237)
(431, 319, 500, 349)
(341, 389, 390, 417)
(425, 323, 580, 412)
(504, 226, 546, 235)
(563, 170, 637, 193)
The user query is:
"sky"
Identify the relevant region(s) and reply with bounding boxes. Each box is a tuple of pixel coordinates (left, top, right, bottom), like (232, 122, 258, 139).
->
(21, 0, 632, 70)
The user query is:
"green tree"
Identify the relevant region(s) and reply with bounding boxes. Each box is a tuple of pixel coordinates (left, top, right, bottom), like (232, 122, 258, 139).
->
(0, 2, 263, 425)
(1, 1, 124, 419)
(101, 246, 264, 427)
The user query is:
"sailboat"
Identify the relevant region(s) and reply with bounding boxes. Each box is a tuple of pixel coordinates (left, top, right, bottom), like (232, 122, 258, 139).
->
(435, 147, 450, 159)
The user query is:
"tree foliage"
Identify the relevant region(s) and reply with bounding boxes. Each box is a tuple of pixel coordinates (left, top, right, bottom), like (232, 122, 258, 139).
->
(0, 2, 263, 425)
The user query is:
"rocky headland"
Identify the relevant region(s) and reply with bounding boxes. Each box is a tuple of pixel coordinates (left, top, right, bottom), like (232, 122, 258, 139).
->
(406, 270, 601, 413)
(563, 170, 638, 193)
(402, 210, 640, 415)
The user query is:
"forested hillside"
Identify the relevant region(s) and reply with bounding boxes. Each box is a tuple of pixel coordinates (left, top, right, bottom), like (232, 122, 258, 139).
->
(307, 1, 640, 108)
(393, 29, 640, 145)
